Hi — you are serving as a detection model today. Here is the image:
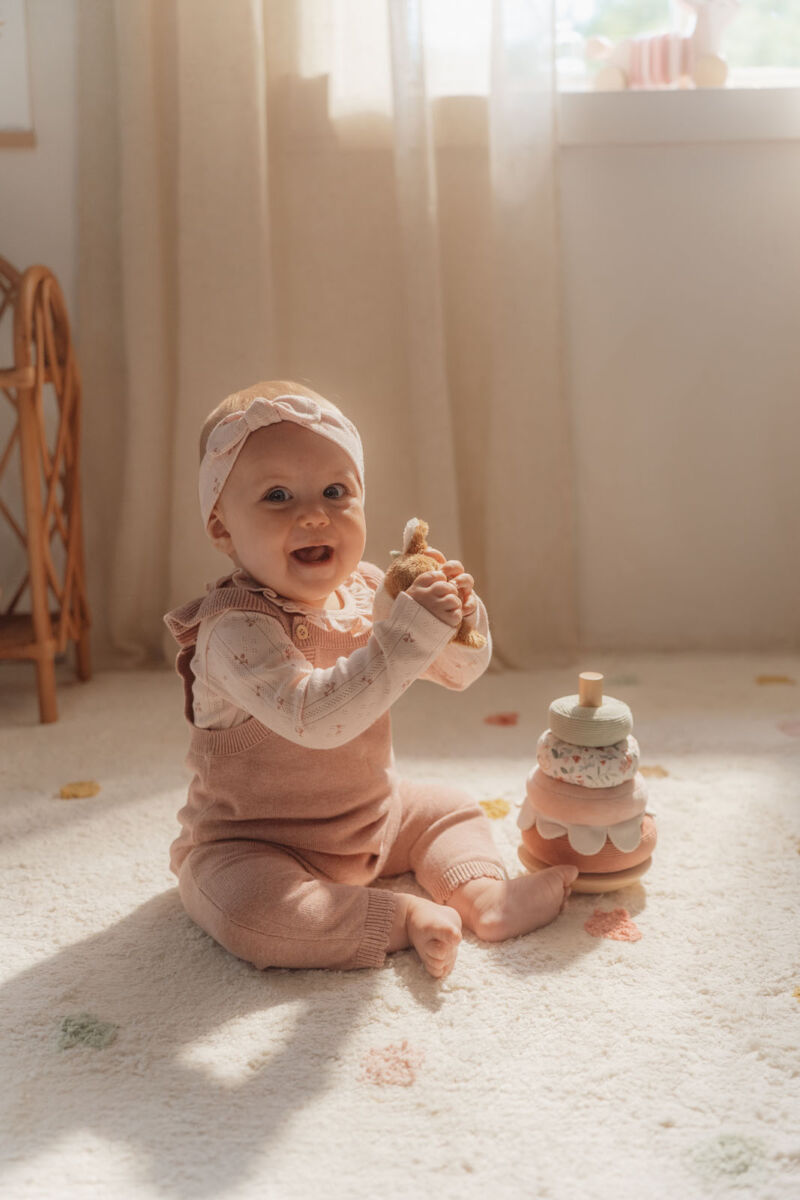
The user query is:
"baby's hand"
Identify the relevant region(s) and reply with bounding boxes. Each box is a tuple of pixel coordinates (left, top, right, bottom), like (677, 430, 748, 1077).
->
(426, 550, 477, 631)
(406, 571, 463, 628)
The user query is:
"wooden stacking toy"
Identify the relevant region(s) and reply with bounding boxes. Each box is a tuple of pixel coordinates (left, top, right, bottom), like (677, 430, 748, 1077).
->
(517, 672, 657, 894)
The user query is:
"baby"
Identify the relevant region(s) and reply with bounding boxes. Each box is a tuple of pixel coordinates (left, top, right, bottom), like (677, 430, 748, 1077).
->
(164, 380, 577, 978)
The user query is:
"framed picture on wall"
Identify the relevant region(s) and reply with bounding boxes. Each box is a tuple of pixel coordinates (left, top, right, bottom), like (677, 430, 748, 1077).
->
(0, 0, 34, 147)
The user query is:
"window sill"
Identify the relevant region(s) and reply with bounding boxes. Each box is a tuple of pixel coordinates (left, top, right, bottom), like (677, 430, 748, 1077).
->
(558, 86, 800, 147)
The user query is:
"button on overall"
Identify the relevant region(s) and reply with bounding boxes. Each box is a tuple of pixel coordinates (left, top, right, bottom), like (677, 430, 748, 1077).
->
(294, 623, 310, 641)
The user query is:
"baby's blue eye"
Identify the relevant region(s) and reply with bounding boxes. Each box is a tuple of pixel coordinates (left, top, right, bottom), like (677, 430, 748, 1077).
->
(324, 484, 347, 499)
(264, 488, 290, 502)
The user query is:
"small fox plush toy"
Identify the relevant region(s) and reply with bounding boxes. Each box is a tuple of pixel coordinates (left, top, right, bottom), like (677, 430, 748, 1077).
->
(378, 517, 486, 650)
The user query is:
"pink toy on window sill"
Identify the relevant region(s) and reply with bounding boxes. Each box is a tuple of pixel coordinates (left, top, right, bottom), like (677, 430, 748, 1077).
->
(586, 0, 741, 92)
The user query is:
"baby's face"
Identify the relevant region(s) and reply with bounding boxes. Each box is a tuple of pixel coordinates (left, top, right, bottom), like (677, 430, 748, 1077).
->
(211, 421, 366, 608)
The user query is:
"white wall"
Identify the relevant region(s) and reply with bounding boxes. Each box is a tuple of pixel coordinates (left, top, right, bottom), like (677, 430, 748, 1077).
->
(0, 0, 77, 614)
(561, 137, 800, 650)
(0, 0, 77, 313)
(1, 2, 797, 653)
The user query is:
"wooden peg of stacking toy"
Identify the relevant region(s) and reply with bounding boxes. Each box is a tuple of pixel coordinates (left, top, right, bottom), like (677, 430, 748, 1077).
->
(578, 671, 603, 707)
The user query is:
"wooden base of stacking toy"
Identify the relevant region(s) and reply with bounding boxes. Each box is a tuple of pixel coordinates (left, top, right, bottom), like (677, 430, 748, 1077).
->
(518, 843, 652, 894)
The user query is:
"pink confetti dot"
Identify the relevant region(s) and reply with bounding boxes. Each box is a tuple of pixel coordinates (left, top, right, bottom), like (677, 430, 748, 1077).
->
(777, 719, 800, 738)
(358, 1040, 424, 1087)
(484, 712, 519, 726)
(584, 908, 642, 942)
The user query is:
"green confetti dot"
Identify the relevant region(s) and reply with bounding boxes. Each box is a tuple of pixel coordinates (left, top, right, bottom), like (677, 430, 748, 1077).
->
(58, 1012, 119, 1050)
(687, 1134, 767, 1182)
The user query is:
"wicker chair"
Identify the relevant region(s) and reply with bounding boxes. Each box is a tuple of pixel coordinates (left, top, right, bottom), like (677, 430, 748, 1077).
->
(0, 256, 91, 722)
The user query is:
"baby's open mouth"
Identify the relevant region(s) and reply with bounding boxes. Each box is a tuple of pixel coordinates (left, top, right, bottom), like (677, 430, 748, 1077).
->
(291, 545, 333, 564)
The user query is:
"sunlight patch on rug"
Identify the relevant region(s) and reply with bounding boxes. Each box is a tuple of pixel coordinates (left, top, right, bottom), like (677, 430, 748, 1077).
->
(179, 1012, 287, 1082)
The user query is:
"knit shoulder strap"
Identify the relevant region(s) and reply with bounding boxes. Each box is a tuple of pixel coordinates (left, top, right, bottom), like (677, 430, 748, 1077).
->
(163, 578, 285, 649)
(164, 578, 290, 725)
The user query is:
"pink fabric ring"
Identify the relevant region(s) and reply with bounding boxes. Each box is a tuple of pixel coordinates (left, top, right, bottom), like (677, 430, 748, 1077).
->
(525, 767, 648, 827)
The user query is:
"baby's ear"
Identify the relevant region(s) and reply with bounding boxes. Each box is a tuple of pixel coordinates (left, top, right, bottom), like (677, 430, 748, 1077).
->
(207, 509, 234, 556)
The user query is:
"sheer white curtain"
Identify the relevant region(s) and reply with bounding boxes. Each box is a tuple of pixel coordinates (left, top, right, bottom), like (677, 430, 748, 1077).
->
(77, 0, 577, 669)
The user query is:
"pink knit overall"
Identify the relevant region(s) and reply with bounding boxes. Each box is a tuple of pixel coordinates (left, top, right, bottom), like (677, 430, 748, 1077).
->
(164, 578, 505, 970)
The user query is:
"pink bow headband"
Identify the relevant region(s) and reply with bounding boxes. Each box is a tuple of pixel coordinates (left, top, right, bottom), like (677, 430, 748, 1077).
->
(198, 393, 365, 531)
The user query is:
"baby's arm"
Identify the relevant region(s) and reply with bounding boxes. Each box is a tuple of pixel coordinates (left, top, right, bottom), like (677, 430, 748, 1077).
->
(418, 592, 492, 690)
(199, 593, 456, 749)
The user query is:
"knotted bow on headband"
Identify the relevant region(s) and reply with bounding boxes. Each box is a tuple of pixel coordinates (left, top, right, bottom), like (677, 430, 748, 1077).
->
(199, 393, 365, 532)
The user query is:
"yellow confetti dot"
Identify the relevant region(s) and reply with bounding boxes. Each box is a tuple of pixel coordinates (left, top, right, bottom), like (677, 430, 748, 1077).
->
(793, 987, 800, 1002)
(639, 765, 669, 779)
(480, 798, 510, 819)
(58, 781, 101, 799)
(756, 675, 796, 685)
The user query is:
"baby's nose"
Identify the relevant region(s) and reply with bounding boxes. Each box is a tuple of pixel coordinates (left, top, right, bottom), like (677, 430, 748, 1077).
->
(299, 505, 330, 525)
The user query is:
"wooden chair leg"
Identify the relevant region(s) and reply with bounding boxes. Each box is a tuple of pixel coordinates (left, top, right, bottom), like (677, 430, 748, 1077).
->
(0, 260, 92, 722)
(36, 652, 58, 723)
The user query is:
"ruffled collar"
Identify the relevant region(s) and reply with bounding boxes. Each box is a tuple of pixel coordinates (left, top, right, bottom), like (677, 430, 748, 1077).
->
(225, 567, 374, 634)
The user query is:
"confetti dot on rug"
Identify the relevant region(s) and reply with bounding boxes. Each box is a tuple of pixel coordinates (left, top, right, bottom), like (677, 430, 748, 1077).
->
(58, 1013, 119, 1050)
(358, 1040, 424, 1087)
(777, 719, 800, 738)
(584, 908, 642, 942)
(793, 987, 800, 1002)
(756, 674, 796, 685)
(58, 780, 101, 799)
(605, 674, 640, 687)
(480, 798, 510, 819)
(687, 1133, 767, 1181)
(484, 712, 518, 726)
(639, 765, 669, 778)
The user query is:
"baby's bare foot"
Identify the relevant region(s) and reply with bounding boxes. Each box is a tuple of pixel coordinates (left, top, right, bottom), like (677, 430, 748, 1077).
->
(452, 866, 578, 943)
(405, 896, 462, 979)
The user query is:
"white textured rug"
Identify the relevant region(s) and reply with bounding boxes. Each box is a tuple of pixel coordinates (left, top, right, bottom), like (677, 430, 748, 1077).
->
(1, 652, 799, 1200)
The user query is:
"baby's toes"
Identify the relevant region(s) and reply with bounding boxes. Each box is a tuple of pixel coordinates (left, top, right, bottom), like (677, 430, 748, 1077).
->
(438, 906, 463, 939)
(556, 864, 579, 883)
(424, 940, 448, 967)
(424, 939, 458, 978)
(552, 865, 578, 910)
(427, 935, 453, 959)
(554, 865, 579, 892)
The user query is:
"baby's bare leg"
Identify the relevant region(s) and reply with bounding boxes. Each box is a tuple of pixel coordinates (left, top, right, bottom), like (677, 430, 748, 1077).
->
(447, 866, 578, 942)
(388, 893, 462, 979)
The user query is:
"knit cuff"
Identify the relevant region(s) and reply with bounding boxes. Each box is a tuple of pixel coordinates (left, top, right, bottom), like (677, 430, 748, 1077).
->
(431, 860, 507, 905)
(353, 887, 399, 969)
